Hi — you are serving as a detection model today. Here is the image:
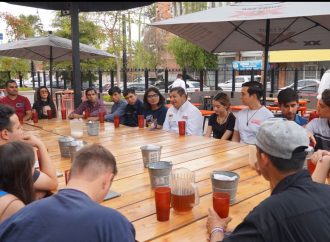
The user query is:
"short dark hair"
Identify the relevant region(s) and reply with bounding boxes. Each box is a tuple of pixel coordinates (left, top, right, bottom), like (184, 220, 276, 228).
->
(213, 92, 231, 109)
(70, 144, 118, 180)
(123, 87, 136, 97)
(143, 87, 165, 110)
(256, 146, 307, 172)
(0, 104, 15, 132)
(277, 88, 299, 106)
(170, 86, 187, 97)
(5, 79, 17, 87)
(177, 73, 183, 79)
(242, 81, 264, 100)
(0, 141, 35, 204)
(85, 87, 97, 96)
(322, 89, 330, 107)
(108, 86, 121, 96)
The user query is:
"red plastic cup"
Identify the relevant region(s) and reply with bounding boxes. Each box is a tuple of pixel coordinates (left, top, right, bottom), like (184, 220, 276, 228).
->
(114, 115, 120, 128)
(178, 121, 186, 136)
(61, 109, 67, 120)
(47, 109, 52, 119)
(155, 187, 171, 221)
(138, 115, 144, 128)
(64, 169, 71, 185)
(32, 111, 38, 123)
(85, 108, 90, 119)
(213, 192, 230, 218)
(99, 111, 105, 123)
(307, 159, 316, 175)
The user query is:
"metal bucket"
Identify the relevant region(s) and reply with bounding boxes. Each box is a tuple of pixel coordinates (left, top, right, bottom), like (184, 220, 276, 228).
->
(140, 144, 162, 168)
(148, 161, 172, 189)
(58, 136, 75, 158)
(211, 171, 240, 205)
(69, 140, 88, 162)
(86, 121, 99, 136)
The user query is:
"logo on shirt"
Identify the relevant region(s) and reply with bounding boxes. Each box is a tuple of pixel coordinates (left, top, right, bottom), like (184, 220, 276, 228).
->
(251, 119, 262, 125)
(16, 103, 25, 108)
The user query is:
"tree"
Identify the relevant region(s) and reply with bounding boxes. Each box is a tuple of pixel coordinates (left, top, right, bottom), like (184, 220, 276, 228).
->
(0, 12, 45, 81)
(167, 36, 218, 70)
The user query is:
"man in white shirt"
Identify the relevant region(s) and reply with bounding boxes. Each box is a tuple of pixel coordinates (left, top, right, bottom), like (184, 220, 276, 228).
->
(171, 74, 186, 91)
(232, 81, 273, 144)
(163, 87, 203, 136)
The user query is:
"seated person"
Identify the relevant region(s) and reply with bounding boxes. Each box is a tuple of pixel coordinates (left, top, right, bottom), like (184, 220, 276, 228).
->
(275, 88, 307, 126)
(0, 144, 136, 242)
(207, 119, 330, 242)
(306, 89, 330, 151)
(104, 86, 127, 123)
(0, 141, 35, 223)
(0, 80, 32, 121)
(0, 104, 58, 199)
(232, 81, 273, 144)
(163, 87, 203, 136)
(69, 87, 106, 120)
(143, 87, 168, 129)
(122, 88, 144, 127)
(32, 86, 57, 119)
(204, 92, 236, 140)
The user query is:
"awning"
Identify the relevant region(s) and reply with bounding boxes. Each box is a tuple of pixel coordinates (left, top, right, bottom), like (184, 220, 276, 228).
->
(269, 49, 330, 63)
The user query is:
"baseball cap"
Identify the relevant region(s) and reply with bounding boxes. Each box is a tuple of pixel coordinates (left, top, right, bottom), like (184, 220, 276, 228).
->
(256, 118, 309, 159)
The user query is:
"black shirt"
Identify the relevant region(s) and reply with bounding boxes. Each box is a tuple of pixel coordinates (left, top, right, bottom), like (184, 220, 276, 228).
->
(123, 99, 144, 127)
(225, 170, 330, 242)
(32, 100, 57, 119)
(208, 112, 236, 139)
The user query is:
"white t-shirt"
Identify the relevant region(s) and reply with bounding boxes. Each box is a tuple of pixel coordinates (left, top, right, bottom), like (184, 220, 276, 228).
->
(234, 106, 274, 144)
(171, 78, 186, 91)
(163, 100, 203, 136)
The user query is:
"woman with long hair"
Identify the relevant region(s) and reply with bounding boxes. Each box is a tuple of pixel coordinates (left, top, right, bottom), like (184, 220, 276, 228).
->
(0, 141, 35, 222)
(143, 87, 168, 129)
(32, 86, 57, 119)
(204, 92, 236, 140)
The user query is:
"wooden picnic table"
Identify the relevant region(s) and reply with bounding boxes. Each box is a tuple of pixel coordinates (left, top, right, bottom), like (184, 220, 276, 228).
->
(22, 118, 269, 242)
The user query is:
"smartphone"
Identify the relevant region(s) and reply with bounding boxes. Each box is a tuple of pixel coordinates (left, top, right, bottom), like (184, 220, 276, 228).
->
(103, 190, 121, 201)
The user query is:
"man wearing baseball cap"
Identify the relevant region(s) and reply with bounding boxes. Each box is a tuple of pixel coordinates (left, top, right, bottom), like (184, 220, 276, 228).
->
(207, 118, 330, 242)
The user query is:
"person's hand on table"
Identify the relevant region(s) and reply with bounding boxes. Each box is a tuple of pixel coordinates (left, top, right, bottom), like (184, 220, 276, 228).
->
(69, 113, 83, 119)
(87, 117, 99, 121)
(22, 134, 44, 149)
(207, 208, 232, 242)
(307, 132, 316, 147)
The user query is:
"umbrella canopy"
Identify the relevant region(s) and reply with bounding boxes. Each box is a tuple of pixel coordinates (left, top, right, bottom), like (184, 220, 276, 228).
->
(0, 34, 115, 61)
(151, 2, 330, 102)
(7, 2, 154, 108)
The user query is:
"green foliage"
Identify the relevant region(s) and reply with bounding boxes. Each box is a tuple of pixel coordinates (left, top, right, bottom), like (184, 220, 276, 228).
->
(132, 41, 159, 69)
(167, 37, 218, 70)
(18, 87, 33, 91)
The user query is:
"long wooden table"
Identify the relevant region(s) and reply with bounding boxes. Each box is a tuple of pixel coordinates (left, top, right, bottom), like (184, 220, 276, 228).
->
(22, 118, 270, 242)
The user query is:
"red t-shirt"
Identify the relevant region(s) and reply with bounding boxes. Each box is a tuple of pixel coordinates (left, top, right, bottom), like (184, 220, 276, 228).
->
(0, 95, 32, 118)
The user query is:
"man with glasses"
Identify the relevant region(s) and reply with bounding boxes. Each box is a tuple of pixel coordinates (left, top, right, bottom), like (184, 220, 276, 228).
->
(69, 87, 106, 120)
(0, 80, 32, 121)
(122, 88, 144, 127)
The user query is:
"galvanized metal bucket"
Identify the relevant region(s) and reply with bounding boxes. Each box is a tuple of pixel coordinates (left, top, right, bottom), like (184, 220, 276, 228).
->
(211, 171, 240, 205)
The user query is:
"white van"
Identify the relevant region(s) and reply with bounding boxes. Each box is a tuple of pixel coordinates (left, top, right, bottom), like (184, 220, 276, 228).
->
(318, 69, 330, 99)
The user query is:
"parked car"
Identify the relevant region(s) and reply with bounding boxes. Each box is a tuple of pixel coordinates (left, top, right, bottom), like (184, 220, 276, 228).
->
(168, 80, 210, 92)
(132, 77, 157, 85)
(218, 75, 261, 91)
(278, 79, 320, 92)
(126, 82, 155, 92)
(297, 84, 319, 96)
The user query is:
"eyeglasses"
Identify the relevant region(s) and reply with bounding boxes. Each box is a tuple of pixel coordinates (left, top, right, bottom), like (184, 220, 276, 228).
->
(147, 94, 159, 99)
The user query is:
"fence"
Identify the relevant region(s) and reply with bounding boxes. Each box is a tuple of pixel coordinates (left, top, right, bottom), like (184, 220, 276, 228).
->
(0, 67, 328, 96)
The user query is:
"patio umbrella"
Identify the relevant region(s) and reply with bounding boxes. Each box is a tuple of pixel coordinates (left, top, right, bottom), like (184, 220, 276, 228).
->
(151, 2, 330, 103)
(7, 2, 154, 107)
(0, 34, 115, 94)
